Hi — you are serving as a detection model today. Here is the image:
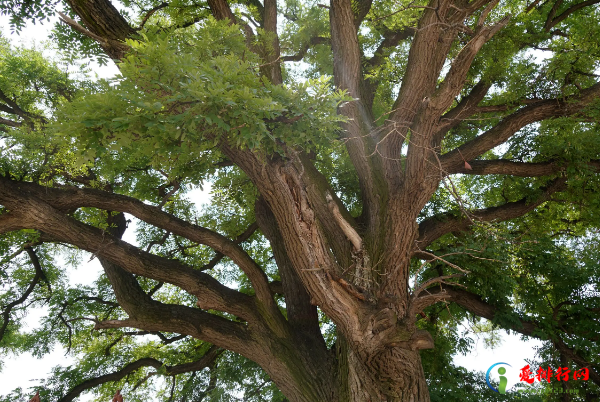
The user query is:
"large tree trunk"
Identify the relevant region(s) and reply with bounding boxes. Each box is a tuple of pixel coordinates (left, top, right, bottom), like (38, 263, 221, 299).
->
(338, 337, 431, 402)
(258, 333, 431, 402)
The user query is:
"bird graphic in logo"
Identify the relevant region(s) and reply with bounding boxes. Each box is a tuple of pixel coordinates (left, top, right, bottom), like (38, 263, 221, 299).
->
(486, 362, 512, 394)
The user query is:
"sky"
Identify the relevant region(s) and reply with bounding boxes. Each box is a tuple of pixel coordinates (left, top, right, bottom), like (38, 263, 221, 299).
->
(0, 10, 545, 400)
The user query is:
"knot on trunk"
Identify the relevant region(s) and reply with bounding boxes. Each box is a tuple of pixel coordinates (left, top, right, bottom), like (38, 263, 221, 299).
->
(387, 328, 434, 351)
(408, 329, 434, 350)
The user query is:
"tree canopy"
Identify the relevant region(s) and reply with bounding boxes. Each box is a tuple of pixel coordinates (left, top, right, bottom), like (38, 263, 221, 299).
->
(0, 0, 599, 400)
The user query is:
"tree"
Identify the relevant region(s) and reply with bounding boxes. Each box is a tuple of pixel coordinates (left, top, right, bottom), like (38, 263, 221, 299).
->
(0, 0, 600, 400)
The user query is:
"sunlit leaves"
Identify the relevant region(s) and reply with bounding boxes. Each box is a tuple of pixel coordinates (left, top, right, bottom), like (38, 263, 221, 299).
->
(54, 19, 349, 189)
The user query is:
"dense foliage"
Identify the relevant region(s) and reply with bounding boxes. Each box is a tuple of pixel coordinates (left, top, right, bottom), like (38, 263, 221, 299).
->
(1, 0, 600, 400)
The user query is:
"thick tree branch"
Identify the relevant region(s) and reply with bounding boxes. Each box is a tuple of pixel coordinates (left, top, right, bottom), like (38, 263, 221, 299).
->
(217, 146, 383, 354)
(389, 0, 467, 129)
(0, 212, 26, 234)
(418, 284, 600, 385)
(206, 0, 256, 48)
(260, 0, 283, 84)
(0, 117, 22, 128)
(433, 81, 492, 144)
(0, 177, 275, 308)
(440, 83, 600, 171)
(58, 12, 110, 44)
(207, 0, 237, 22)
(326, 192, 362, 252)
(544, 0, 600, 31)
(450, 159, 552, 175)
(383, 0, 493, 192)
(430, 15, 510, 113)
(97, 255, 256, 357)
(417, 177, 567, 248)
(254, 198, 324, 345)
(0, 179, 259, 322)
(553, 337, 600, 385)
(330, 0, 388, 255)
(0, 88, 31, 120)
(63, 0, 136, 59)
(366, 27, 415, 68)
(57, 346, 222, 402)
(353, 0, 373, 29)
(401, 10, 509, 204)
(449, 159, 600, 175)
(199, 222, 259, 271)
(281, 37, 329, 62)
(296, 153, 356, 268)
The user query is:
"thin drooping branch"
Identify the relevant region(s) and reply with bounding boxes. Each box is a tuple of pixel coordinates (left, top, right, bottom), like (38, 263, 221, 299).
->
(0, 247, 45, 342)
(417, 177, 567, 248)
(421, 285, 538, 334)
(440, 83, 600, 171)
(67, 296, 119, 308)
(122, 330, 187, 344)
(57, 346, 222, 402)
(408, 273, 465, 316)
(137, 2, 169, 30)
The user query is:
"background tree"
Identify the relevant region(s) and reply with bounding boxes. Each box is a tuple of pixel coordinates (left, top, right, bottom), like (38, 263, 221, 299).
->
(1, 0, 600, 400)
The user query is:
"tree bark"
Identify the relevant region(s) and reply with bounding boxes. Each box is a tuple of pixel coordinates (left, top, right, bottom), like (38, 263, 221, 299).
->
(336, 335, 431, 402)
